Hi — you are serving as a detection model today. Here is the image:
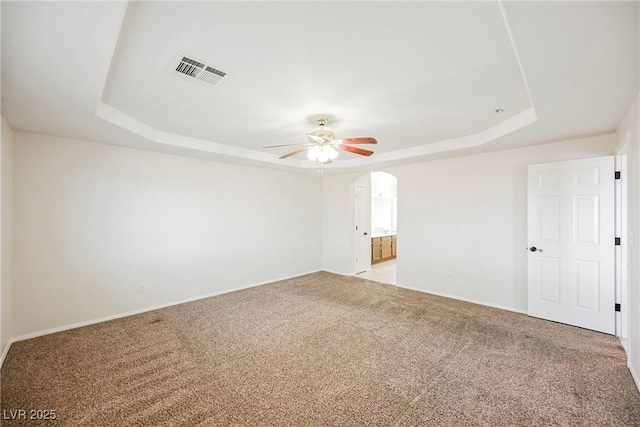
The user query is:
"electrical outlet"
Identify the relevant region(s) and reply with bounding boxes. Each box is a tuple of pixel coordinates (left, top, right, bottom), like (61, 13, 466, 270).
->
(139, 283, 146, 293)
(446, 273, 451, 281)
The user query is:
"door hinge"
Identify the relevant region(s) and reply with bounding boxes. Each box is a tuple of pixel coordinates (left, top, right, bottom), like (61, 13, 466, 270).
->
(615, 303, 621, 312)
(615, 237, 621, 245)
(615, 171, 621, 179)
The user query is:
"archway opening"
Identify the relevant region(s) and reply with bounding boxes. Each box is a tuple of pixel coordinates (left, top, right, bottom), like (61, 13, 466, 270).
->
(353, 171, 398, 285)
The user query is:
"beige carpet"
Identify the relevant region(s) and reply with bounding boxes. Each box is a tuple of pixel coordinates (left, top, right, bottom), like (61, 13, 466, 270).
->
(2, 272, 639, 426)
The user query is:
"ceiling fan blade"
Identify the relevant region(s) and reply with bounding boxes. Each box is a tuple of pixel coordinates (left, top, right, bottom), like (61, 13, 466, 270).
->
(338, 145, 374, 156)
(279, 147, 310, 159)
(338, 137, 377, 144)
(264, 143, 310, 148)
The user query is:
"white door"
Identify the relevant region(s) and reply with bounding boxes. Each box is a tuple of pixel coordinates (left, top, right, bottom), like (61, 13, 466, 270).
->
(355, 185, 371, 274)
(527, 156, 615, 334)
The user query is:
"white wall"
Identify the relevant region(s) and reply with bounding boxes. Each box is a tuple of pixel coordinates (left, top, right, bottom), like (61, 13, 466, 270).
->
(1, 116, 13, 360)
(13, 132, 323, 337)
(5, 128, 627, 344)
(323, 173, 361, 274)
(616, 93, 640, 387)
(323, 134, 615, 312)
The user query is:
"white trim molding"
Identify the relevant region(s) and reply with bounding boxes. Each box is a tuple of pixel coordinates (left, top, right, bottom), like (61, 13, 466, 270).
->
(394, 283, 528, 315)
(0, 340, 12, 368)
(629, 362, 640, 393)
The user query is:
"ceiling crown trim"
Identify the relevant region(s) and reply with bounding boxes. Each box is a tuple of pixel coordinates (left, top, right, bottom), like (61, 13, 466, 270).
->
(95, 0, 537, 171)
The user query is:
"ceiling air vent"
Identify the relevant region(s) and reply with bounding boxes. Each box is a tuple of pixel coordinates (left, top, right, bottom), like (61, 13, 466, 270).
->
(171, 53, 230, 88)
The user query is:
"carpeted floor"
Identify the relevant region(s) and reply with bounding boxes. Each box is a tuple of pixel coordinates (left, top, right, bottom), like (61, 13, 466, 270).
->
(2, 272, 640, 426)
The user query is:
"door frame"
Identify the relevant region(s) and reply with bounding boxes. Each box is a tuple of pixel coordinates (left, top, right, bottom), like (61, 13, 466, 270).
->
(352, 174, 372, 274)
(616, 137, 630, 340)
(354, 184, 371, 274)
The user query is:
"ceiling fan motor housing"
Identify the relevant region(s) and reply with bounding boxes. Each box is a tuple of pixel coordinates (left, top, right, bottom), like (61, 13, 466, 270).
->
(308, 129, 337, 145)
(308, 117, 338, 145)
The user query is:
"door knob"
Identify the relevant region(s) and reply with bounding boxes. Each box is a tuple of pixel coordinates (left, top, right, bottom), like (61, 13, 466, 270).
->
(527, 246, 543, 252)
(364, 232, 368, 236)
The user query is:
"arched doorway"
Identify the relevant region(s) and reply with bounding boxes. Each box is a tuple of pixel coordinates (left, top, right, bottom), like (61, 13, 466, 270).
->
(354, 171, 397, 285)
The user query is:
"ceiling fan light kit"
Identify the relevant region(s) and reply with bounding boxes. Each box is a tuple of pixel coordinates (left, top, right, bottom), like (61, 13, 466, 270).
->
(263, 117, 377, 164)
(306, 144, 338, 163)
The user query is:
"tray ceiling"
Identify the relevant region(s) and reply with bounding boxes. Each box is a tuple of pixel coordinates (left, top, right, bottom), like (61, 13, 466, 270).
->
(2, 1, 638, 173)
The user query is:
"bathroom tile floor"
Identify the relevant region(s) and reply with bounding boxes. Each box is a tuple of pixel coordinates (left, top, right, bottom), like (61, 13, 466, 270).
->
(356, 259, 396, 285)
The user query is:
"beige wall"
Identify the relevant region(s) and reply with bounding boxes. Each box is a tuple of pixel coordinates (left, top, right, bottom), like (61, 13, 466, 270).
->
(323, 134, 615, 312)
(13, 132, 323, 337)
(1, 116, 14, 360)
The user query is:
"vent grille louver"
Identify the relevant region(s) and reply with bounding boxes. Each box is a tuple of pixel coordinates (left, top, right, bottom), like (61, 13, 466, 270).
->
(172, 54, 229, 88)
(176, 57, 204, 77)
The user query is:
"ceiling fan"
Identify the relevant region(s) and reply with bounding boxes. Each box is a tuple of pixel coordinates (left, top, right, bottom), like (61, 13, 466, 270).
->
(263, 117, 377, 164)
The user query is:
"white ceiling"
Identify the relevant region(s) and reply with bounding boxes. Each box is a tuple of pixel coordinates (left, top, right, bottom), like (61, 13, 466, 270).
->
(2, 1, 638, 174)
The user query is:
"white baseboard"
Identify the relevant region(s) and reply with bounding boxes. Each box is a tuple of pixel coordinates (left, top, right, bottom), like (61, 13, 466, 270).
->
(620, 337, 629, 352)
(619, 338, 639, 393)
(394, 283, 527, 315)
(629, 361, 640, 393)
(321, 269, 350, 276)
(0, 339, 13, 368)
(11, 269, 322, 343)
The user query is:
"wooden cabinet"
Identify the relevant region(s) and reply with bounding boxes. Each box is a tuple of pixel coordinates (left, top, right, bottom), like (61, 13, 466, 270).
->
(381, 236, 392, 258)
(372, 238, 382, 262)
(392, 235, 397, 257)
(371, 235, 396, 264)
